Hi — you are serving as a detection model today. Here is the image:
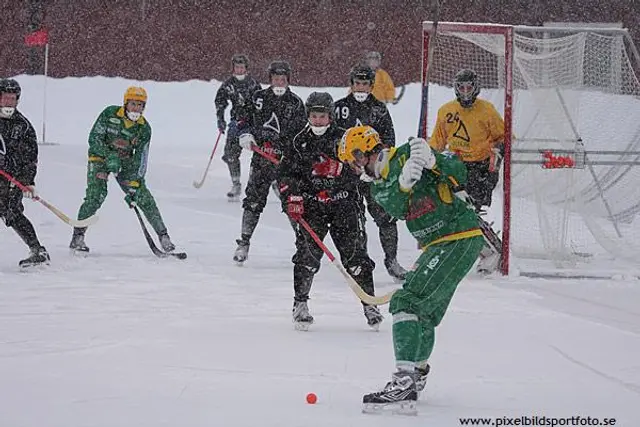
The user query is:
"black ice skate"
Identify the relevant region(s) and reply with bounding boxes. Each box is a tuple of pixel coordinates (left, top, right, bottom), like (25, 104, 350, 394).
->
(226, 182, 242, 201)
(69, 228, 90, 255)
(363, 305, 384, 331)
(362, 371, 418, 415)
(19, 246, 51, 269)
(233, 239, 250, 265)
(416, 364, 430, 393)
(159, 233, 176, 252)
(384, 258, 408, 283)
(292, 300, 314, 331)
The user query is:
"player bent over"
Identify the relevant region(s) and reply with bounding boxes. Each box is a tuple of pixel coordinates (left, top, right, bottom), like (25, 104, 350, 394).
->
(338, 126, 484, 413)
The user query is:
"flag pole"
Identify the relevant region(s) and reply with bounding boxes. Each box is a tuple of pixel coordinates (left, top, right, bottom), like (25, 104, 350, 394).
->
(41, 42, 48, 145)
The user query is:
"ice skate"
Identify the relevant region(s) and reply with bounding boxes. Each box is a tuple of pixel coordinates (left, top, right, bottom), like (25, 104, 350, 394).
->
(384, 258, 407, 283)
(233, 239, 250, 265)
(69, 228, 90, 255)
(159, 233, 176, 252)
(362, 371, 418, 415)
(226, 182, 242, 202)
(19, 246, 50, 269)
(292, 300, 314, 331)
(363, 305, 384, 331)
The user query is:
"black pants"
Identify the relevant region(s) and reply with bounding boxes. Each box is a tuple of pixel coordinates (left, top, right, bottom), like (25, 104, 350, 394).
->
(359, 180, 399, 262)
(221, 120, 248, 181)
(0, 182, 40, 249)
(292, 201, 376, 304)
(238, 155, 280, 242)
(465, 159, 500, 209)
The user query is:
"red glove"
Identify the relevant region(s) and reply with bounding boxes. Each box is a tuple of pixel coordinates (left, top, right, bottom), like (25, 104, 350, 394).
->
(312, 155, 343, 178)
(287, 195, 304, 221)
(316, 190, 331, 203)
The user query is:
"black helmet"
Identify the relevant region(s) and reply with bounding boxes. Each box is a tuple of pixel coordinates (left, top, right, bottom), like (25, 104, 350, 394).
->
(349, 64, 375, 85)
(0, 78, 21, 100)
(454, 69, 480, 108)
(268, 60, 291, 79)
(232, 54, 249, 68)
(305, 92, 334, 117)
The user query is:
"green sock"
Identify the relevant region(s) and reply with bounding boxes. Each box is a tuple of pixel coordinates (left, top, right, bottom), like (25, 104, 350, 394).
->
(415, 321, 435, 363)
(392, 312, 420, 371)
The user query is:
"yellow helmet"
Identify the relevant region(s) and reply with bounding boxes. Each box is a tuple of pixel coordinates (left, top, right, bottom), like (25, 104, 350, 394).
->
(123, 86, 148, 104)
(338, 125, 382, 163)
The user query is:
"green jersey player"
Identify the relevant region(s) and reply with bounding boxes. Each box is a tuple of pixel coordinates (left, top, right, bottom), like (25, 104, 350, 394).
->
(338, 126, 484, 414)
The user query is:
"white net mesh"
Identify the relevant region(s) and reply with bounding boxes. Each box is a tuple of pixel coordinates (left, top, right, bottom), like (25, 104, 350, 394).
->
(425, 24, 640, 273)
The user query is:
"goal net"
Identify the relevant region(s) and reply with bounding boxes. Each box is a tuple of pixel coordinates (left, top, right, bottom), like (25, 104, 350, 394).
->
(420, 22, 640, 277)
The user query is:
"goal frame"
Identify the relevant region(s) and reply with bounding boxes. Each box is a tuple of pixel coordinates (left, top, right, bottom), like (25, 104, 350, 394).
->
(420, 21, 640, 276)
(420, 22, 514, 275)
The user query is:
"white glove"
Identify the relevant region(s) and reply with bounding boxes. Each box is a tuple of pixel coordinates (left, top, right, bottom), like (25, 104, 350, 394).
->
(23, 185, 37, 199)
(408, 138, 436, 169)
(239, 133, 255, 150)
(398, 157, 424, 191)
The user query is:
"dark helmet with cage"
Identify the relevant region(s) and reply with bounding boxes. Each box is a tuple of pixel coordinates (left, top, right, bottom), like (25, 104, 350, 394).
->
(305, 92, 334, 135)
(268, 60, 292, 80)
(0, 78, 21, 119)
(231, 54, 250, 68)
(454, 69, 480, 108)
(305, 92, 334, 117)
(0, 78, 21, 100)
(349, 64, 376, 86)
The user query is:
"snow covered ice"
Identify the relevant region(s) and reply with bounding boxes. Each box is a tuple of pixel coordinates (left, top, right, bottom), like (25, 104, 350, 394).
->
(0, 76, 639, 426)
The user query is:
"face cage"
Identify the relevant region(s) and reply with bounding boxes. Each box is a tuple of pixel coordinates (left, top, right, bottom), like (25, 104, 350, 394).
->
(455, 81, 475, 100)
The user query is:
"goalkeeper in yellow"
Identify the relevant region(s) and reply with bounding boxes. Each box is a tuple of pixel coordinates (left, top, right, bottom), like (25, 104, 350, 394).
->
(429, 69, 505, 213)
(338, 126, 484, 414)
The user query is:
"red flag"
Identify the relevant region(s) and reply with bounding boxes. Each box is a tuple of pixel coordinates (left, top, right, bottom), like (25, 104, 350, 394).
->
(24, 29, 49, 47)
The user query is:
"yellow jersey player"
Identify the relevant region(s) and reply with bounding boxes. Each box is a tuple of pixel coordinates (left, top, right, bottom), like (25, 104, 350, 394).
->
(429, 69, 504, 213)
(365, 51, 396, 104)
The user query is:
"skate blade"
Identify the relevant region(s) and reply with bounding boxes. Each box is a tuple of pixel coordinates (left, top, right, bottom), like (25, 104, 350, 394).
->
(293, 321, 313, 331)
(362, 400, 417, 416)
(19, 261, 50, 271)
(69, 248, 89, 258)
(391, 276, 405, 284)
(234, 259, 245, 267)
(227, 196, 240, 203)
(368, 322, 381, 332)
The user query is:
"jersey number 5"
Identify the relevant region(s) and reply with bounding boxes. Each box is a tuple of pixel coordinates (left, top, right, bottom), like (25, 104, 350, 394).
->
(255, 98, 263, 110)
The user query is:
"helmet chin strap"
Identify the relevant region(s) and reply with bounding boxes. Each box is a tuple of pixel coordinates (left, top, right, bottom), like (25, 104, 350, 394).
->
(272, 86, 286, 96)
(234, 74, 246, 81)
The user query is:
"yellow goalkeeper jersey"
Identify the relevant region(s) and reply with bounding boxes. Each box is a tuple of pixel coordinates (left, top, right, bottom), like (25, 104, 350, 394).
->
(429, 98, 505, 162)
(372, 69, 396, 103)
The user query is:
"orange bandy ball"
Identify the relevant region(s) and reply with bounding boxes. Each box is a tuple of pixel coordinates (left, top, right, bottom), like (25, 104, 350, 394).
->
(306, 393, 317, 404)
